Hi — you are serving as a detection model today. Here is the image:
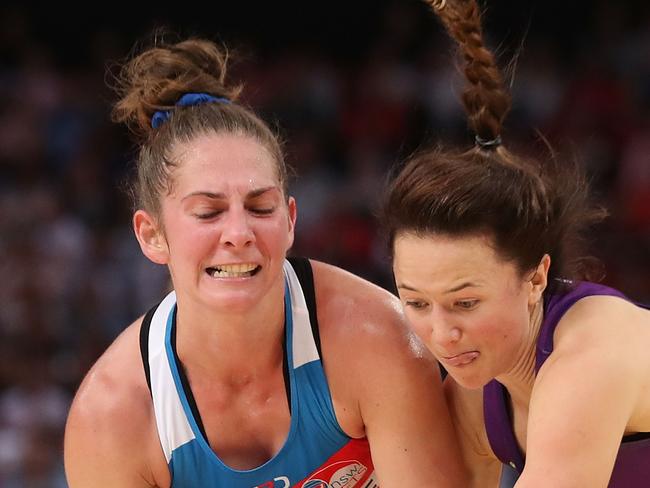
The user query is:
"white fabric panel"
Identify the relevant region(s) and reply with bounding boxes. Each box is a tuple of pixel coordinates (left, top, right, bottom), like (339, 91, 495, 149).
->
(283, 260, 320, 368)
(148, 291, 195, 463)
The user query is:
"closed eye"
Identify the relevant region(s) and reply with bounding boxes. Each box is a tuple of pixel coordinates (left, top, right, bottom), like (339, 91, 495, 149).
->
(194, 210, 223, 220)
(248, 207, 276, 216)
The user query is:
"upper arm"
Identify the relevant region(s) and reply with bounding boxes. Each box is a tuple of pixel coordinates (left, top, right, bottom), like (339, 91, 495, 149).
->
(312, 261, 467, 487)
(517, 298, 644, 488)
(444, 378, 502, 488)
(361, 327, 467, 487)
(358, 319, 467, 487)
(64, 326, 159, 488)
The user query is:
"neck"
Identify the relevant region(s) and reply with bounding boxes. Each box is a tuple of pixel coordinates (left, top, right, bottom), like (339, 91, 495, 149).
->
(174, 281, 287, 379)
(496, 299, 544, 407)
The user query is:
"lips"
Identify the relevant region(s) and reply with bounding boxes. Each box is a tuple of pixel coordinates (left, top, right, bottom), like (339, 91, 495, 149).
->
(441, 351, 479, 367)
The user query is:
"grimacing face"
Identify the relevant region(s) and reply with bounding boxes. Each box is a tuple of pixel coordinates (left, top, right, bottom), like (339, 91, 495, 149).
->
(134, 132, 296, 314)
(392, 232, 545, 389)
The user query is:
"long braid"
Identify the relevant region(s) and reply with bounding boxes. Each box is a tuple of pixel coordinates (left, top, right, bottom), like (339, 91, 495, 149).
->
(426, 0, 511, 143)
(382, 1, 607, 287)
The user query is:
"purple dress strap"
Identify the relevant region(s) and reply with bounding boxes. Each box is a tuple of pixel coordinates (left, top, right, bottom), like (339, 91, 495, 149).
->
(535, 282, 626, 372)
(483, 281, 650, 486)
(483, 380, 525, 472)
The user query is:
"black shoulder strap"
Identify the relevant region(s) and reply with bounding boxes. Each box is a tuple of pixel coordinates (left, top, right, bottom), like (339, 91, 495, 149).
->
(139, 305, 158, 396)
(286, 256, 323, 357)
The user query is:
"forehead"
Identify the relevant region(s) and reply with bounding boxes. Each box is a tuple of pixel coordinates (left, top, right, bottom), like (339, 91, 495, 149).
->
(169, 132, 278, 194)
(393, 233, 516, 289)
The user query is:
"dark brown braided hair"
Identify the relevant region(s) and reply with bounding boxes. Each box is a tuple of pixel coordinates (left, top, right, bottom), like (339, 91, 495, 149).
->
(381, 0, 606, 284)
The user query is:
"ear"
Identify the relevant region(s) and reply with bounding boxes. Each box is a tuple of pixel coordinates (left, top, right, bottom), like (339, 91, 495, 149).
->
(528, 253, 551, 306)
(133, 210, 169, 265)
(286, 196, 297, 250)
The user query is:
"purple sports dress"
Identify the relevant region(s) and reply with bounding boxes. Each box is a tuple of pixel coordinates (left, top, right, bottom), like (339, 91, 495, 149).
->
(483, 282, 650, 487)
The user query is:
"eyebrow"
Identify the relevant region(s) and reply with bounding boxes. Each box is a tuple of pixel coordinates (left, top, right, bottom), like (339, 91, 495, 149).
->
(444, 281, 480, 294)
(396, 283, 419, 292)
(181, 186, 278, 201)
(396, 281, 480, 294)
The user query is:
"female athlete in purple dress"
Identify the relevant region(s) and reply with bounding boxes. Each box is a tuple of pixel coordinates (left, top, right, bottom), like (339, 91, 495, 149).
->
(381, 1, 650, 486)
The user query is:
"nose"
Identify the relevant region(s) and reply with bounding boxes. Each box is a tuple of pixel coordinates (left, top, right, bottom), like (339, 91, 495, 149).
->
(219, 207, 255, 248)
(430, 309, 462, 349)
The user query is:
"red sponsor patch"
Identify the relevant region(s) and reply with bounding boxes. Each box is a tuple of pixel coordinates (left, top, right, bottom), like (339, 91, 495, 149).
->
(294, 438, 378, 488)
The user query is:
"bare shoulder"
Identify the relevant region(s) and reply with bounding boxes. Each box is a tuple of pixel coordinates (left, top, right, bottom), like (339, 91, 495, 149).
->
(309, 258, 431, 370)
(553, 293, 650, 367)
(521, 296, 650, 486)
(541, 293, 650, 434)
(309, 259, 416, 348)
(308, 260, 438, 434)
(557, 292, 648, 338)
(67, 318, 150, 430)
(65, 317, 164, 487)
(310, 261, 469, 485)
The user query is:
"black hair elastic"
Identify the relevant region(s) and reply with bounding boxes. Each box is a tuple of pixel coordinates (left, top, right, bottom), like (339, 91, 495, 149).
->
(475, 134, 502, 150)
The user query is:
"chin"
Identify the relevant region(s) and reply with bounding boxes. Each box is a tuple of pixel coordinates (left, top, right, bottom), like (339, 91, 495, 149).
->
(208, 291, 264, 311)
(448, 372, 491, 390)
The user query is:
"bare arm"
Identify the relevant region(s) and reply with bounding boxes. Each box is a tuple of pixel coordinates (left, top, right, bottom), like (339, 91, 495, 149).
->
(516, 297, 648, 488)
(445, 378, 502, 488)
(358, 325, 467, 487)
(312, 261, 468, 487)
(64, 323, 162, 488)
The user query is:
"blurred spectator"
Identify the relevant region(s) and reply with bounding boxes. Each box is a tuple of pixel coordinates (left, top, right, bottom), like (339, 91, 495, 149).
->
(1, 1, 649, 485)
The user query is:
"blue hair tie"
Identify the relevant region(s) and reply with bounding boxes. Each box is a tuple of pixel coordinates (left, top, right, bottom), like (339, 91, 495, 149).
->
(151, 93, 231, 129)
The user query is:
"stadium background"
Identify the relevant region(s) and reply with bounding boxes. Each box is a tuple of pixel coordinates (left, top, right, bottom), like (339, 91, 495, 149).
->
(1, 1, 649, 485)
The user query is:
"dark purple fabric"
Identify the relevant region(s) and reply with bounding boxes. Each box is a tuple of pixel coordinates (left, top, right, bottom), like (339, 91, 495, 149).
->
(483, 281, 650, 486)
(610, 436, 650, 486)
(483, 380, 525, 472)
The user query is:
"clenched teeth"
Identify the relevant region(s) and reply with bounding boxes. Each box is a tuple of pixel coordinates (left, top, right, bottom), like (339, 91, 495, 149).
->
(206, 263, 260, 278)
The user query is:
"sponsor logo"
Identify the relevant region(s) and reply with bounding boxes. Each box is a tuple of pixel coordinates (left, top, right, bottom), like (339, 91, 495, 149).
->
(303, 481, 329, 488)
(253, 476, 290, 488)
(303, 460, 368, 488)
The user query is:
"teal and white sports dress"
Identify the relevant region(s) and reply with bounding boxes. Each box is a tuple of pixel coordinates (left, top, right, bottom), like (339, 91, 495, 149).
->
(140, 257, 377, 487)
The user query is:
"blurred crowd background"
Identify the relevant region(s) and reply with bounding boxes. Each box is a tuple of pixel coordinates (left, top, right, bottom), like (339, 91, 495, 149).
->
(1, 1, 649, 485)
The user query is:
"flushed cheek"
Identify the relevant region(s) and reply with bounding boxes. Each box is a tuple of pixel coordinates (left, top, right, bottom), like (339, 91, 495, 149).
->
(177, 228, 220, 255)
(163, 233, 221, 275)
(161, 216, 214, 245)
(258, 222, 293, 253)
(482, 323, 524, 371)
